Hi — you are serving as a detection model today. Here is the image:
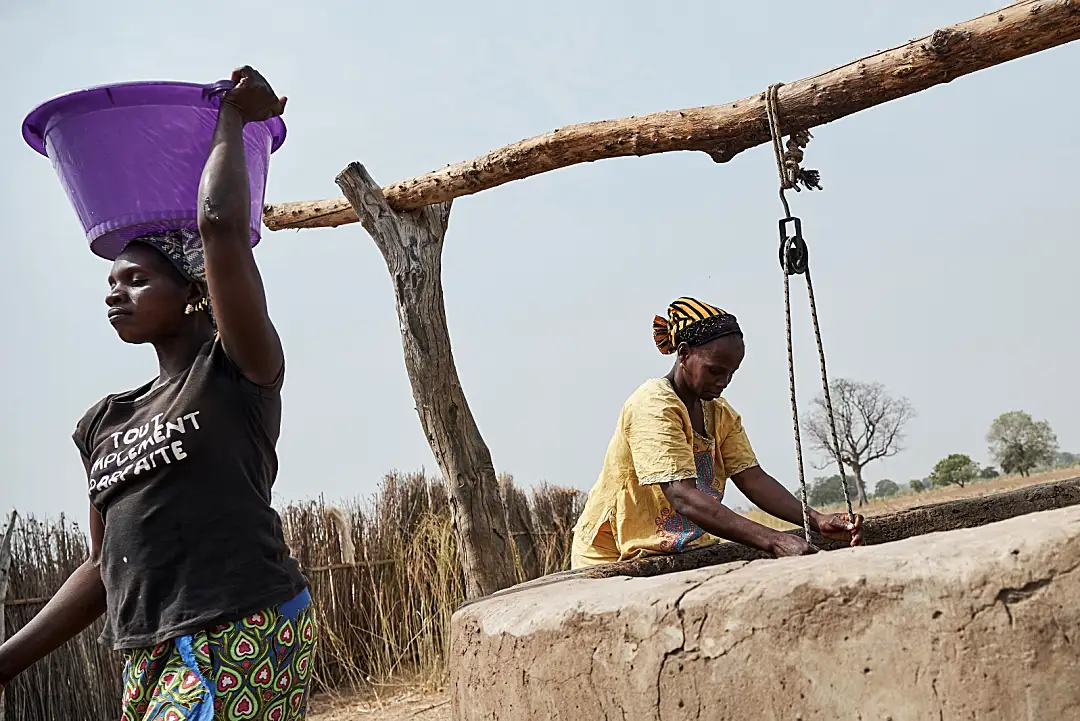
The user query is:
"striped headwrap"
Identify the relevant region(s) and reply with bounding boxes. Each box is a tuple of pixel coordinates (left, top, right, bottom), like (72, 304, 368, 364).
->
(653, 297, 742, 355)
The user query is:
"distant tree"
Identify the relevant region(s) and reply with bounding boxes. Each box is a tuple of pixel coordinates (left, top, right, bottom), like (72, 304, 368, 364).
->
(909, 479, 926, 493)
(987, 411, 1059, 477)
(979, 466, 1000, 480)
(930, 454, 979, 489)
(804, 379, 916, 507)
(808, 475, 857, 508)
(1056, 451, 1079, 468)
(874, 479, 901, 499)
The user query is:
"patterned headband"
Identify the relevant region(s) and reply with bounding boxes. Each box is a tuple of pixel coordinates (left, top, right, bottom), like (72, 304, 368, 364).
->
(127, 229, 206, 285)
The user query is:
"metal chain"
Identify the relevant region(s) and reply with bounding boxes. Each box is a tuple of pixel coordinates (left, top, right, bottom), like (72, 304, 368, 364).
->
(765, 84, 855, 542)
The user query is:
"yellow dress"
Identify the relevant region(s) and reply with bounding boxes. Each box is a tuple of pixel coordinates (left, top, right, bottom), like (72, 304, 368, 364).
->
(571, 378, 759, 568)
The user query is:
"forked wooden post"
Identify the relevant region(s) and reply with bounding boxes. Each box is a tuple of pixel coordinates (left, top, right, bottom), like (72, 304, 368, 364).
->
(335, 164, 515, 598)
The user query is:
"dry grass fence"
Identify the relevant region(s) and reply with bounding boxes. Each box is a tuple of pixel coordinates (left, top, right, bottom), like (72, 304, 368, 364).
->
(2, 471, 584, 721)
(2, 514, 119, 721)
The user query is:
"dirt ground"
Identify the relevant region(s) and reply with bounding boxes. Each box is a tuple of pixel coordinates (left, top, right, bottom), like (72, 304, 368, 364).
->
(308, 690, 451, 721)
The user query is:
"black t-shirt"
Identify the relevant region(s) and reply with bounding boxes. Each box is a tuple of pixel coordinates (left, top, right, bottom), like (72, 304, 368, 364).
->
(74, 337, 308, 649)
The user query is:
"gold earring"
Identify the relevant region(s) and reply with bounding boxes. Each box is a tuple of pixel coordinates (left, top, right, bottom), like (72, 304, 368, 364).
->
(184, 303, 195, 315)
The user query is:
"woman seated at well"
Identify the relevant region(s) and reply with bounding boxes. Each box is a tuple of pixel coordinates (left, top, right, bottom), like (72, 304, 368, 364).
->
(571, 297, 864, 568)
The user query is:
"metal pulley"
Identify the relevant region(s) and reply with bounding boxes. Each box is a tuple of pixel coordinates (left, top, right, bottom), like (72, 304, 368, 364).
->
(778, 216, 809, 275)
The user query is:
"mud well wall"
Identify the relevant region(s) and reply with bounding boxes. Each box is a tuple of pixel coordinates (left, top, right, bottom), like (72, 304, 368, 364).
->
(450, 478, 1080, 720)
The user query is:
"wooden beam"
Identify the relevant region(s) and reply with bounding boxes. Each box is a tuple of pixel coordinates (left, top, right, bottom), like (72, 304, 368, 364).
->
(264, 0, 1080, 231)
(335, 163, 517, 599)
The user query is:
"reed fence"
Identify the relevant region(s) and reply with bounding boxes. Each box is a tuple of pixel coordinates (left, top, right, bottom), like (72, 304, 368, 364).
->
(1, 472, 584, 721)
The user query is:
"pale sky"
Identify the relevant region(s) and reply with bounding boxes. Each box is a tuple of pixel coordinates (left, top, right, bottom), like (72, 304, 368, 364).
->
(2, 0, 1077, 524)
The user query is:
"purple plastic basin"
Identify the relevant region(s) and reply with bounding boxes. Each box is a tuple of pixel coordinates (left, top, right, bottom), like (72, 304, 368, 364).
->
(22, 80, 286, 259)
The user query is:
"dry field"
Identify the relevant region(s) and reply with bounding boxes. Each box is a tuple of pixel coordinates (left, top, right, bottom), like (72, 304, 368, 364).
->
(746, 466, 1080, 530)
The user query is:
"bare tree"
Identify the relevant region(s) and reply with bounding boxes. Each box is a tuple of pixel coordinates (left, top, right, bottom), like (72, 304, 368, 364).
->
(804, 379, 915, 506)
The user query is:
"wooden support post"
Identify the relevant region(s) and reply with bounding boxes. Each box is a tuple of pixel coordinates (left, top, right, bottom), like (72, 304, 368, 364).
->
(266, 0, 1080, 230)
(335, 163, 516, 599)
(0, 510, 18, 721)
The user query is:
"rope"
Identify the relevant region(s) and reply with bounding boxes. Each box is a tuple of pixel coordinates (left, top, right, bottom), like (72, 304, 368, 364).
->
(764, 84, 855, 542)
(765, 85, 822, 202)
(806, 268, 856, 523)
(780, 221, 812, 542)
(765, 85, 794, 219)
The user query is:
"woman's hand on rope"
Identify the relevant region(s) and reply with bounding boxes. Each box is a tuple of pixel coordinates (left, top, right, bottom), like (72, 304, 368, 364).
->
(813, 512, 864, 547)
(768, 532, 818, 558)
(223, 66, 286, 124)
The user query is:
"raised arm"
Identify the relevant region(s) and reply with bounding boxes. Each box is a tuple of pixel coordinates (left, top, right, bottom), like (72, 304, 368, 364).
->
(197, 66, 286, 385)
(0, 460, 108, 689)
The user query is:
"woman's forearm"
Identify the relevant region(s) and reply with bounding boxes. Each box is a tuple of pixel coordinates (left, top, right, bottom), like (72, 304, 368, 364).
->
(733, 466, 826, 530)
(193, 81, 285, 384)
(197, 104, 250, 240)
(0, 559, 107, 685)
(675, 490, 782, 553)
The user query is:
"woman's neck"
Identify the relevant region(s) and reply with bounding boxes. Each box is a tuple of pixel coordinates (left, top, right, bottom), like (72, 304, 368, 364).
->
(153, 326, 215, 381)
(665, 366, 700, 410)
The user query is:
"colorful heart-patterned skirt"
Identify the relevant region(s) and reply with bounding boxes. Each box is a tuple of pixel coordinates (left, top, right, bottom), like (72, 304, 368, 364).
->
(119, 588, 317, 721)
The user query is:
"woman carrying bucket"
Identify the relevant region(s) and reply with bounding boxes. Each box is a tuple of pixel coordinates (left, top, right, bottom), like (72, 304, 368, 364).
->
(0, 67, 317, 720)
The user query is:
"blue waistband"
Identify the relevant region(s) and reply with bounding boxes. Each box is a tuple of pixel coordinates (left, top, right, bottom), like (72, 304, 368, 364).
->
(174, 586, 310, 721)
(278, 587, 311, 621)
